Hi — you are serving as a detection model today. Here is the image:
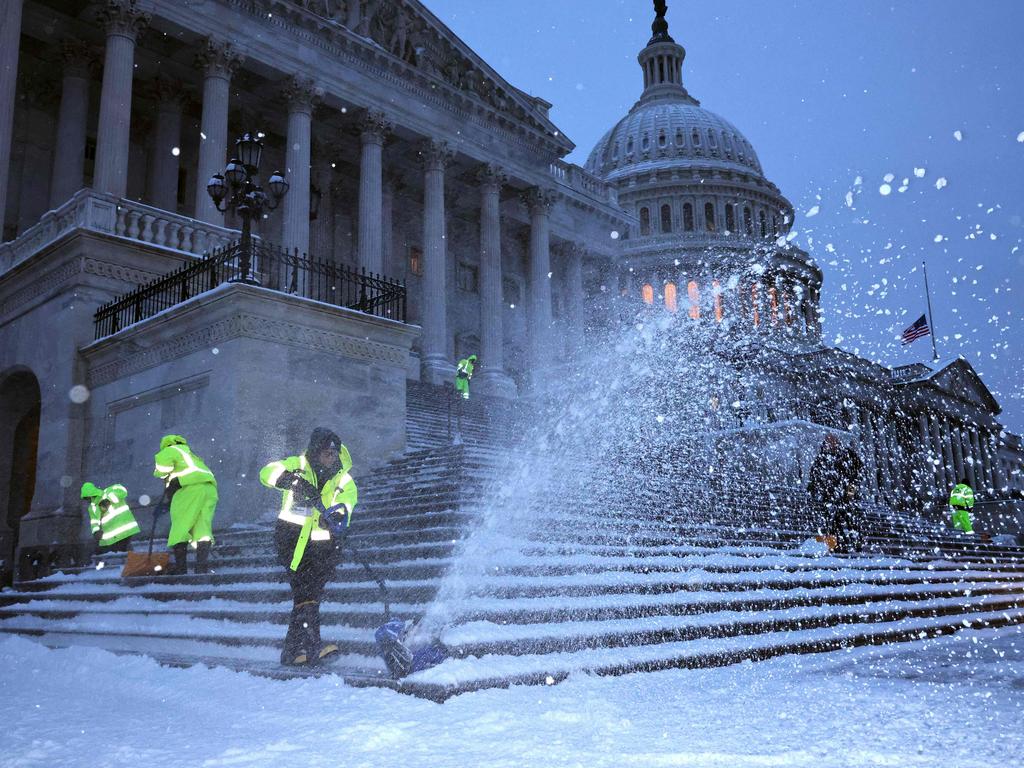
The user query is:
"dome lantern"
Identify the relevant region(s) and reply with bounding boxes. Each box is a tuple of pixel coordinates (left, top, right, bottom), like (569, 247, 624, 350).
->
(638, 0, 697, 106)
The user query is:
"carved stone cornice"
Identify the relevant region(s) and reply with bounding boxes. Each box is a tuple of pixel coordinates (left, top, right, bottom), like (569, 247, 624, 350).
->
(59, 40, 97, 79)
(194, 37, 245, 80)
(417, 139, 452, 172)
(146, 77, 191, 110)
(280, 75, 322, 115)
(95, 0, 150, 42)
(475, 163, 507, 193)
(522, 186, 557, 216)
(358, 109, 393, 144)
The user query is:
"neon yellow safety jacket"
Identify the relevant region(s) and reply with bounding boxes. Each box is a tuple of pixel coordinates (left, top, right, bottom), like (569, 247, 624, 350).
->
(949, 483, 975, 510)
(456, 356, 475, 380)
(153, 435, 217, 488)
(93, 484, 141, 546)
(259, 444, 357, 570)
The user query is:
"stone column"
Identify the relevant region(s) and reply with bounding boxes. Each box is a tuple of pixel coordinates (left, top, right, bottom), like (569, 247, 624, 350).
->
(566, 243, 586, 354)
(381, 176, 394, 276)
(919, 413, 939, 498)
(357, 110, 391, 274)
(193, 38, 243, 225)
(145, 78, 187, 211)
(474, 163, 514, 399)
(49, 41, 94, 209)
(988, 431, 1006, 493)
(523, 186, 556, 387)
(967, 427, 981, 490)
(937, 417, 955, 490)
(0, 0, 23, 236)
(280, 76, 319, 256)
(419, 139, 454, 384)
(92, 0, 149, 198)
(860, 409, 879, 497)
(949, 421, 965, 483)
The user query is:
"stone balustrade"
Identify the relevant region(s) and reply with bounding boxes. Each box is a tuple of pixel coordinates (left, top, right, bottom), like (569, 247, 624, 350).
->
(548, 159, 617, 204)
(0, 189, 238, 274)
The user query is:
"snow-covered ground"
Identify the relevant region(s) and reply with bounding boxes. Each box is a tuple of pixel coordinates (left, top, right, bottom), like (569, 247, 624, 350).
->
(3, 627, 1022, 768)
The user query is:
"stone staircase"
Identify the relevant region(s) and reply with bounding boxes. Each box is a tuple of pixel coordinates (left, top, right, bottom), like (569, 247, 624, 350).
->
(405, 381, 517, 451)
(2, 392, 1023, 701)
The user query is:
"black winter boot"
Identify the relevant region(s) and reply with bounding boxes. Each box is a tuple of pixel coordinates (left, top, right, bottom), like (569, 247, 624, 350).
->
(169, 543, 188, 576)
(194, 542, 211, 574)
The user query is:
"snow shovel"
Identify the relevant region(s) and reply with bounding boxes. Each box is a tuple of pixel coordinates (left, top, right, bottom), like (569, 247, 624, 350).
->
(122, 494, 170, 579)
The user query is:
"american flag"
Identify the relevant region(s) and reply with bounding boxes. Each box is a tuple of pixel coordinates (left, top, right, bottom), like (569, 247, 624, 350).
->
(901, 314, 931, 345)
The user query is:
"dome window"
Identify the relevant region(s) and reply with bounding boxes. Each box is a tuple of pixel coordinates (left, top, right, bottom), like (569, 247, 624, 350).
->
(639, 206, 651, 236)
(660, 204, 672, 233)
(744, 206, 753, 236)
(723, 133, 733, 158)
(641, 133, 650, 151)
(725, 205, 735, 233)
(704, 202, 716, 232)
(612, 141, 619, 160)
(664, 282, 678, 313)
(675, 128, 684, 147)
(642, 283, 654, 305)
(658, 130, 667, 148)
(759, 210, 768, 238)
(713, 279, 723, 323)
(691, 128, 701, 148)
(707, 129, 718, 149)
(626, 137, 634, 155)
(735, 135, 744, 161)
(683, 202, 694, 231)
(688, 281, 700, 320)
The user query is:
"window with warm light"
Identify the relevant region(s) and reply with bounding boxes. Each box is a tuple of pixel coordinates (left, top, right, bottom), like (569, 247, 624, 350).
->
(688, 280, 700, 319)
(769, 286, 779, 324)
(642, 283, 654, 304)
(713, 279, 723, 322)
(752, 283, 760, 327)
(664, 282, 677, 313)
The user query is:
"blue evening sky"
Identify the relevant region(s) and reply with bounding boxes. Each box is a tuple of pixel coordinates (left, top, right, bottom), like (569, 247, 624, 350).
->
(427, 0, 1024, 432)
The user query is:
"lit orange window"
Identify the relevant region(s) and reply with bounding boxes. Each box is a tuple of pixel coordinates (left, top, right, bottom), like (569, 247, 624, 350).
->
(769, 287, 778, 325)
(664, 282, 678, 313)
(687, 280, 700, 319)
(712, 279, 723, 322)
(751, 284, 760, 327)
(642, 283, 654, 305)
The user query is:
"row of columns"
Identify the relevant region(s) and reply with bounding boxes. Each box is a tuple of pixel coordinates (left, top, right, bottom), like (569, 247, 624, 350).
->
(917, 412, 1005, 499)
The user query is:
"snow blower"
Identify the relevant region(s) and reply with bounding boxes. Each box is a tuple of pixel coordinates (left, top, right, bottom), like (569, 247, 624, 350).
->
(122, 492, 171, 579)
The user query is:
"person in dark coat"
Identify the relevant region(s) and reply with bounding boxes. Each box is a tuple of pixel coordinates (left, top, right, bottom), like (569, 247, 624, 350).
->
(807, 433, 864, 553)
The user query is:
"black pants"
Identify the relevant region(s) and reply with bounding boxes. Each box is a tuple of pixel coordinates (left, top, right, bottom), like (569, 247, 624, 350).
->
(829, 503, 860, 554)
(273, 521, 341, 660)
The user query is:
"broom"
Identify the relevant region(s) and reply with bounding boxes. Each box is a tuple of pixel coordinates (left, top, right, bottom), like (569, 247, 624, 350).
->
(122, 492, 171, 579)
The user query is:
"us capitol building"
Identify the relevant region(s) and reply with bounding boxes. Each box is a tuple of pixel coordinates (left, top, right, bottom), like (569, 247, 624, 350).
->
(0, 0, 1021, 577)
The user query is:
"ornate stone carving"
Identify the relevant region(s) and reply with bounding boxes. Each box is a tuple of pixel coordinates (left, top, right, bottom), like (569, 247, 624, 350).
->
(358, 109, 393, 143)
(476, 163, 507, 192)
(59, 40, 96, 79)
(417, 139, 452, 171)
(522, 187, 557, 216)
(95, 0, 151, 41)
(194, 37, 245, 80)
(280, 75, 322, 113)
(146, 76, 190, 108)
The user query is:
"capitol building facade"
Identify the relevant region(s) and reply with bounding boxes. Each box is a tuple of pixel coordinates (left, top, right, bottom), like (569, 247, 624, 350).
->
(0, 0, 1021, 576)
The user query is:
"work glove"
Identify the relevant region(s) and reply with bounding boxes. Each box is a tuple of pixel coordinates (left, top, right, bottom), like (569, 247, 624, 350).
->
(321, 504, 349, 539)
(166, 477, 182, 495)
(274, 471, 299, 490)
(92, 530, 103, 546)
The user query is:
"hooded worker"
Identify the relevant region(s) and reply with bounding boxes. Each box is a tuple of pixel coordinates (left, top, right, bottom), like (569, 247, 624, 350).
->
(949, 478, 976, 534)
(260, 427, 357, 666)
(455, 354, 477, 400)
(153, 434, 218, 575)
(81, 482, 140, 552)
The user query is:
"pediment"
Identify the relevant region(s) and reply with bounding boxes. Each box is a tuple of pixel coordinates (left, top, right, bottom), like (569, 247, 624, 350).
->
(930, 359, 1000, 414)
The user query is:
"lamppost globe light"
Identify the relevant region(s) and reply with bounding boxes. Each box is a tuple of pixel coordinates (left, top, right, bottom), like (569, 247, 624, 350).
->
(268, 171, 289, 200)
(206, 173, 226, 204)
(224, 158, 245, 188)
(236, 132, 263, 171)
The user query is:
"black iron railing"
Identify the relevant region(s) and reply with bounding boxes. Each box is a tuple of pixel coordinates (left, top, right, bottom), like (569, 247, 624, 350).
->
(93, 240, 406, 340)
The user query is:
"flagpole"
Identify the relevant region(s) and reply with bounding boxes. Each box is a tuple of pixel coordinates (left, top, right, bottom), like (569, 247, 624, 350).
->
(922, 260, 939, 362)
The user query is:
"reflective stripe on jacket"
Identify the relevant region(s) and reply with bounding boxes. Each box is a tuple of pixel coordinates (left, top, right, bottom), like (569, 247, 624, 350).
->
(153, 437, 216, 488)
(950, 483, 975, 510)
(91, 484, 140, 545)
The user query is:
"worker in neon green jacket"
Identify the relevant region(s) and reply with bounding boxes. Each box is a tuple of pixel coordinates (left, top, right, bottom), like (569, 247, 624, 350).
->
(81, 482, 140, 551)
(260, 427, 357, 666)
(153, 434, 218, 575)
(455, 354, 476, 400)
(949, 479, 975, 534)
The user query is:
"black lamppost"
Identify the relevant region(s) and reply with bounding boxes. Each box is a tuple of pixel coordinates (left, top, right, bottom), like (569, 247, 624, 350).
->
(206, 132, 289, 283)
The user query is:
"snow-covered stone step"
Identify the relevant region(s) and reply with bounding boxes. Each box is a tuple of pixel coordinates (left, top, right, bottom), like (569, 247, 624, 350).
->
(400, 607, 1024, 699)
(440, 593, 1024, 658)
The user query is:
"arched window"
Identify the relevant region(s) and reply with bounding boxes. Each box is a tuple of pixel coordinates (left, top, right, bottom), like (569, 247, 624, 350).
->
(612, 141, 619, 160)
(769, 286, 779, 325)
(759, 210, 768, 238)
(735, 135, 744, 161)
(658, 130, 667, 148)
(641, 283, 654, 305)
(704, 202, 716, 232)
(725, 205, 735, 233)
(639, 206, 651, 236)
(751, 283, 760, 327)
(744, 206, 753, 235)
(688, 280, 700, 319)
(664, 282, 678, 313)
(675, 128, 684, 147)
(641, 133, 650, 151)
(707, 129, 718, 149)
(660, 204, 672, 233)
(683, 202, 694, 231)
(723, 133, 733, 157)
(626, 137, 634, 155)
(691, 128, 701, 147)
(713, 279, 723, 322)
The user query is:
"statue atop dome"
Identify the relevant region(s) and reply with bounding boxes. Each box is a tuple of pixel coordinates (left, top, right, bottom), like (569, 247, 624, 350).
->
(649, 0, 675, 44)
